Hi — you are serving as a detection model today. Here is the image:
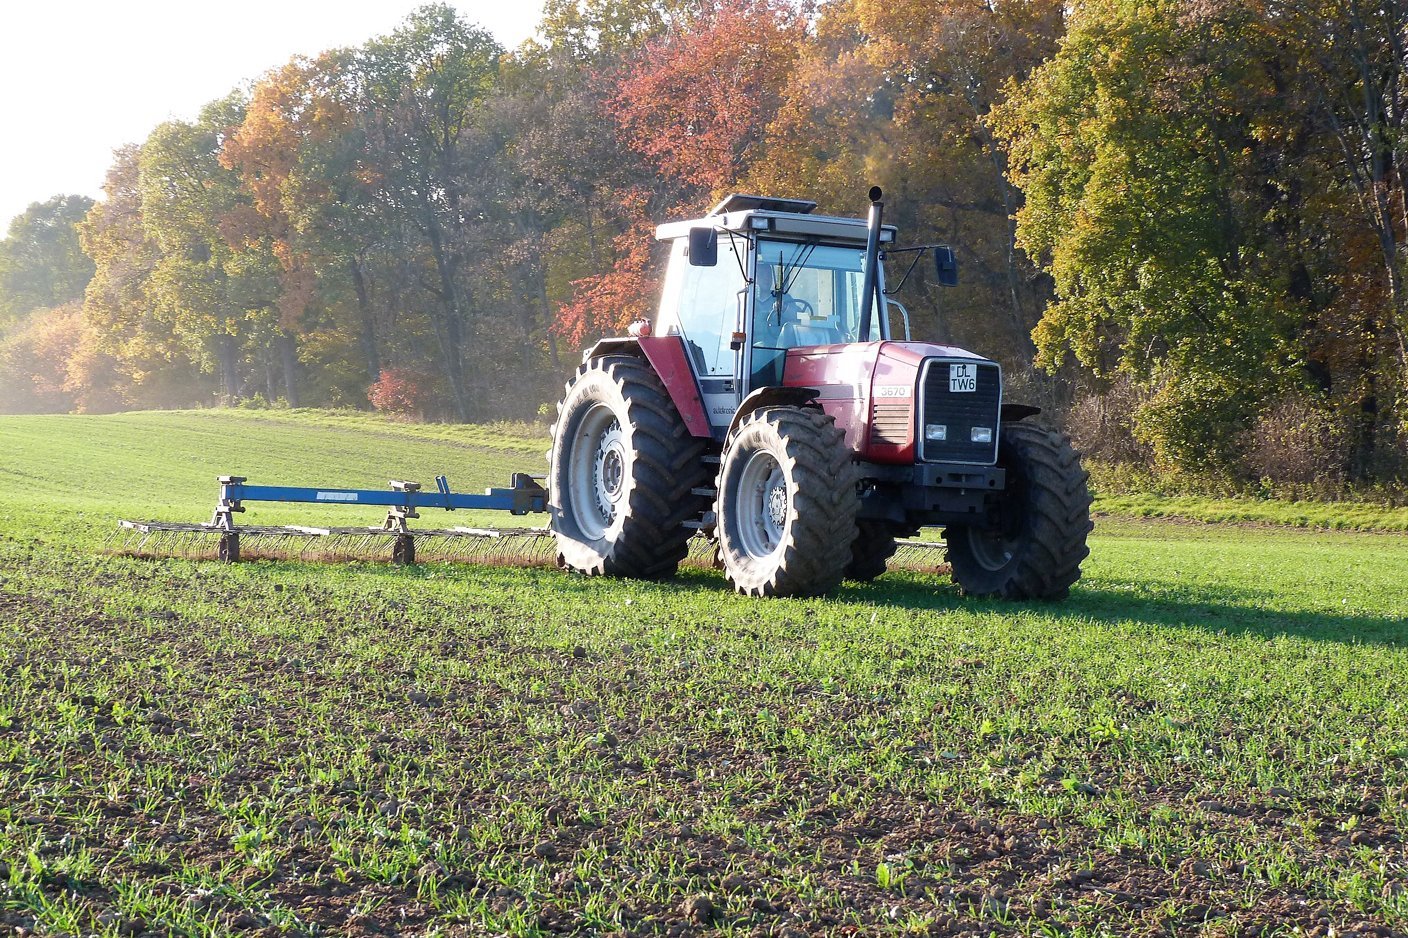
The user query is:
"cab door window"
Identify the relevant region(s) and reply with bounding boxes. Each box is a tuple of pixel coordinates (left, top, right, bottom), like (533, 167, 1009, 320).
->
(657, 237, 744, 377)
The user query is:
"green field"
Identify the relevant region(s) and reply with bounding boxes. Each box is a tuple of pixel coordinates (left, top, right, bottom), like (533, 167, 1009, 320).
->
(1, 411, 1405, 936)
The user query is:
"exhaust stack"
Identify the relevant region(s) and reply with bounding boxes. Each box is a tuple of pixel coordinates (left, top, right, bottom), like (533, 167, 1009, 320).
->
(858, 186, 884, 341)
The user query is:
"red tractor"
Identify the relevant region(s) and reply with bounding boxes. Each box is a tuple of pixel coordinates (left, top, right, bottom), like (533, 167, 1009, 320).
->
(547, 189, 1091, 598)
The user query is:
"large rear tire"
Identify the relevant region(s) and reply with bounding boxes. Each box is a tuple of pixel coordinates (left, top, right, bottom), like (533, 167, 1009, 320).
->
(549, 355, 709, 579)
(845, 521, 899, 582)
(945, 422, 1092, 600)
(715, 406, 859, 597)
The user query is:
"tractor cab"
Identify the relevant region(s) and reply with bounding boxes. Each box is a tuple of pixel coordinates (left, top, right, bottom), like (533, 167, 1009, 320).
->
(652, 194, 900, 432)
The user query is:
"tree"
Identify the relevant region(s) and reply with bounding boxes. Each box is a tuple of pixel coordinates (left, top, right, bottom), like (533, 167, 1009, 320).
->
(357, 4, 504, 420)
(0, 304, 83, 413)
(138, 93, 285, 403)
(224, 50, 389, 396)
(993, 0, 1322, 472)
(554, 187, 659, 347)
(745, 0, 1064, 368)
(81, 145, 211, 410)
(0, 195, 96, 321)
(856, 0, 1064, 361)
(478, 40, 665, 384)
(1280, 0, 1408, 372)
(612, 0, 808, 195)
(539, 0, 702, 62)
(1269, 0, 1408, 474)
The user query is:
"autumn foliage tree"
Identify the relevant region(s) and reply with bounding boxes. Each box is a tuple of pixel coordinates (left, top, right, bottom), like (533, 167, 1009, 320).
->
(555, 0, 808, 348)
(613, 0, 808, 193)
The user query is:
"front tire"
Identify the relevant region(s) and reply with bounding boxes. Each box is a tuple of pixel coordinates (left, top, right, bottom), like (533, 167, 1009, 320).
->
(715, 406, 859, 597)
(945, 422, 1092, 600)
(548, 355, 709, 579)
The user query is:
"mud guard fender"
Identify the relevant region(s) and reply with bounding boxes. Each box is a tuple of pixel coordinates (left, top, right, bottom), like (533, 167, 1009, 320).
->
(1000, 402, 1042, 422)
(583, 336, 712, 437)
(724, 386, 822, 442)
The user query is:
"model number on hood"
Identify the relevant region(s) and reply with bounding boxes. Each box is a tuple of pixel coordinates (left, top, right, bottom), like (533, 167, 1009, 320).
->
(875, 385, 911, 398)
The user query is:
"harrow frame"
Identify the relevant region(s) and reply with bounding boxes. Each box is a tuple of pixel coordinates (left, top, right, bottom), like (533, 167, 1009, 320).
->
(205, 473, 547, 563)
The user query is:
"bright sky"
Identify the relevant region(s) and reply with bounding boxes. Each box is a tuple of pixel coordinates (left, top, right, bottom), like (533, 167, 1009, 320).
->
(0, 1, 544, 229)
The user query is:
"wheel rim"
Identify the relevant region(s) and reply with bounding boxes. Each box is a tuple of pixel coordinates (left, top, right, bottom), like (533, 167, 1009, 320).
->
(966, 525, 1018, 572)
(735, 449, 788, 558)
(568, 403, 627, 540)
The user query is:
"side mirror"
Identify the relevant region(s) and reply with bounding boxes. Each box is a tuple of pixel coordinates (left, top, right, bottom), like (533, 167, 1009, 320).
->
(934, 246, 958, 287)
(687, 227, 718, 267)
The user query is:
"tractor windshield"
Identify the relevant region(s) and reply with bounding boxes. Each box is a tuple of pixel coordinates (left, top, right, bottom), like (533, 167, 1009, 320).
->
(750, 239, 879, 387)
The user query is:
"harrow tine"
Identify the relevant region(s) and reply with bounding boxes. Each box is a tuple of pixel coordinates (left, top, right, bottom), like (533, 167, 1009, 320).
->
(111, 520, 603, 571)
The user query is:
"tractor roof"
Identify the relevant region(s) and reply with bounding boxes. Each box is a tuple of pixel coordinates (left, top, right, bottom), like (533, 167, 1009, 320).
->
(708, 194, 818, 215)
(655, 193, 897, 245)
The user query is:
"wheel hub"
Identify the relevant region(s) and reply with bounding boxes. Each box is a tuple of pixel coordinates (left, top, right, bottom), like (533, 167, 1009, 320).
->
(967, 526, 1017, 572)
(592, 421, 626, 525)
(766, 483, 788, 528)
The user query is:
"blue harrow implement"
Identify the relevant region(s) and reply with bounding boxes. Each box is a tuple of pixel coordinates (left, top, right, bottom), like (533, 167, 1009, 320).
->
(112, 472, 950, 571)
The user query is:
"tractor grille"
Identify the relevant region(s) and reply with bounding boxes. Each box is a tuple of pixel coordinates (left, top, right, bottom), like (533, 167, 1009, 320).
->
(919, 359, 1002, 464)
(870, 400, 911, 445)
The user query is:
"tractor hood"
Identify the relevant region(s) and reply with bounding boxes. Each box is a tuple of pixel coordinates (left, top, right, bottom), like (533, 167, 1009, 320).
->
(782, 340, 991, 394)
(782, 341, 1001, 465)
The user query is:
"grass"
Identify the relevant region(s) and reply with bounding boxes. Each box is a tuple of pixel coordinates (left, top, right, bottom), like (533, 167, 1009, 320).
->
(0, 409, 547, 541)
(0, 409, 1405, 936)
(1094, 493, 1408, 533)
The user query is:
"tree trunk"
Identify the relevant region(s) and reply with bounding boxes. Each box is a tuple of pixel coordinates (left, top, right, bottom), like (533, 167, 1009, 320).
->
(278, 330, 300, 408)
(538, 275, 562, 369)
(424, 219, 471, 422)
(216, 334, 239, 405)
(349, 258, 380, 384)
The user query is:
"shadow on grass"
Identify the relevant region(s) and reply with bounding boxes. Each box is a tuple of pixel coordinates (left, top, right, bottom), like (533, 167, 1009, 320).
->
(219, 552, 1407, 649)
(841, 572, 1408, 648)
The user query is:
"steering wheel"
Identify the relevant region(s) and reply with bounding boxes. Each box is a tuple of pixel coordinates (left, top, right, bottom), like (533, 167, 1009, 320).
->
(781, 295, 814, 319)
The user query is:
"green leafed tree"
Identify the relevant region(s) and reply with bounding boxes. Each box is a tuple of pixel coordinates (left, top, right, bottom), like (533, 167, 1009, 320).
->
(356, 4, 504, 420)
(993, 0, 1316, 473)
(0, 195, 96, 321)
(138, 93, 285, 404)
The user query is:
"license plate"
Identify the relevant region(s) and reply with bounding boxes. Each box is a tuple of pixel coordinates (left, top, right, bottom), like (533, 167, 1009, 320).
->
(949, 363, 977, 393)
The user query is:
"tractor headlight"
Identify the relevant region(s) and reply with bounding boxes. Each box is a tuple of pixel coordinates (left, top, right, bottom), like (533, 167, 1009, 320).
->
(971, 426, 993, 444)
(924, 424, 947, 441)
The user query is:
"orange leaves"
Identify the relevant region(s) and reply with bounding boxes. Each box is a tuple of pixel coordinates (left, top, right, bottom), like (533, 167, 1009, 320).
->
(611, 0, 807, 193)
(368, 367, 443, 418)
(554, 191, 661, 347)
(552, 0, 810, 348)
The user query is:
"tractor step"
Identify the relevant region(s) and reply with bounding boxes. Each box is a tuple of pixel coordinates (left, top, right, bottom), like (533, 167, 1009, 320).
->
(682, 510, 718, 531)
